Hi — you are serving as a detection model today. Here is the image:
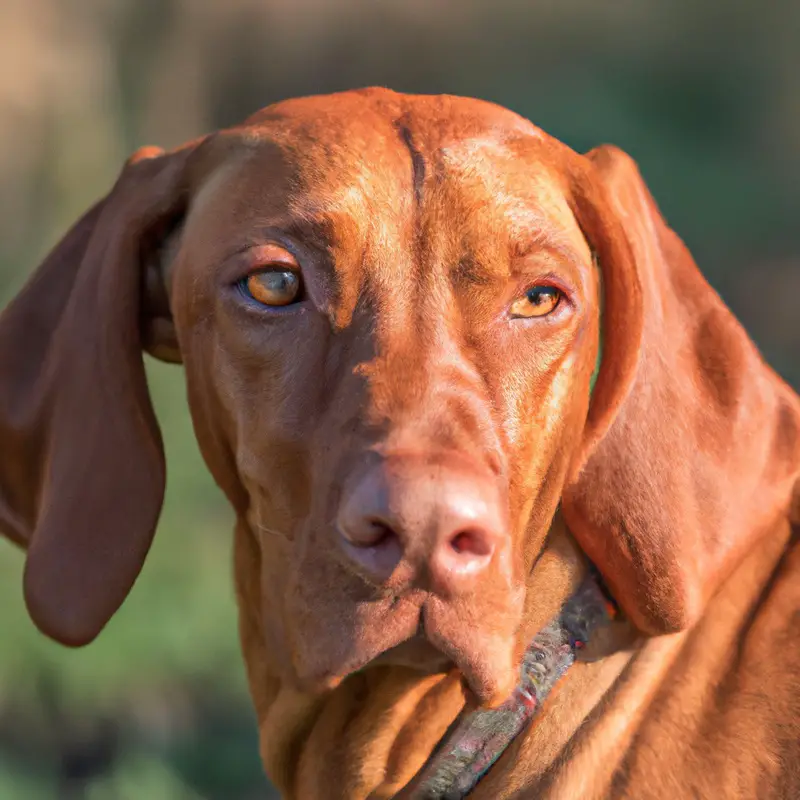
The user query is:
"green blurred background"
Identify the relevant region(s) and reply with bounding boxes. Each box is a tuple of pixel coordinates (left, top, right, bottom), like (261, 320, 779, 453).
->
(0, 1, 798, 798)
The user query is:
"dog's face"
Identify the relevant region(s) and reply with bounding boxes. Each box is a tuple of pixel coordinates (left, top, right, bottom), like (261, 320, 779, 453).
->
(170, 93, 599, 703)
(4, 89, 796, 725)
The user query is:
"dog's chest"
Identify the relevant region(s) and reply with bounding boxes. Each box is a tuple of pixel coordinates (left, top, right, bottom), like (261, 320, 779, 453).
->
(471, 532, 800, 799)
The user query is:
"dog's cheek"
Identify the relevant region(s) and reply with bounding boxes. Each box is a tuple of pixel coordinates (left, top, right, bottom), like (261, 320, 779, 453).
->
(232, 521, 288, 699)
(502, 355, 594, 571)
(259, 540, 300, 682)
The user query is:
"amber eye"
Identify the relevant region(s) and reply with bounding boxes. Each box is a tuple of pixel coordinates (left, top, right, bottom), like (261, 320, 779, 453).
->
(242, 269, 302, 307)
(510, 285, 562, 318)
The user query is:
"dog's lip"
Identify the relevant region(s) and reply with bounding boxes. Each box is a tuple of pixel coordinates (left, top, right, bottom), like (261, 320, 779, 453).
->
(309, 607, 454, 686)
(352, 602, 519, 707)
(293, 587, 522, 707)
(360, 611, 519, 708)
(369, 631, 454, 673)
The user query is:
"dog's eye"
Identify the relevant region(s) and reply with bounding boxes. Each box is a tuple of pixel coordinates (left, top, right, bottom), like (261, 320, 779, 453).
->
(510, 285, 562, 318)
(242, 269, 302, 307)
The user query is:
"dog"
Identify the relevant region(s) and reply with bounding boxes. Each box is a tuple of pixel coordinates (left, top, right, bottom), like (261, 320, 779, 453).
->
(1, 88, 799, 799)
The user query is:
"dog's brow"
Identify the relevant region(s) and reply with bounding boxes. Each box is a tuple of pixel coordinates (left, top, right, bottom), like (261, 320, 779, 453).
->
(453, 233, 583, 288)
(514, 234, 586, 270)
(212, 216, 336, 265)
(282, 214, 339, 251)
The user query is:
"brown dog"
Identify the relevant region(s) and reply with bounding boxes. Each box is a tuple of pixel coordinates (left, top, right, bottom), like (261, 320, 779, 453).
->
(1, 88, 799, 798)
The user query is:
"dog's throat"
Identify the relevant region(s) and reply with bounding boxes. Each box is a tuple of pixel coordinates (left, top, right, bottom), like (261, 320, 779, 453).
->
(403, 570, 617, 800)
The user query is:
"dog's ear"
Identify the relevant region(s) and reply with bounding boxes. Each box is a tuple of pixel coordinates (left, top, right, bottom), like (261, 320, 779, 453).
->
(0, 141, 203, 646)
(562, 145, 800, 634)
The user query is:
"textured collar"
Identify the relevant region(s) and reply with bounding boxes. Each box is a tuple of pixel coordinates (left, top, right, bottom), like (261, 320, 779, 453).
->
(406, 570, 617, 800)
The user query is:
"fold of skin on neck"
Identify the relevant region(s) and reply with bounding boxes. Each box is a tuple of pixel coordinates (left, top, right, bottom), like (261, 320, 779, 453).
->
(234, 513, 633, 799)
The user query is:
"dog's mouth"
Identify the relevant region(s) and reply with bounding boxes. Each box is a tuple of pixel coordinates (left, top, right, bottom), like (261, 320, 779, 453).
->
(366, 610, 521, 708)
(368, 608, 450, 672)
(370, 629, 454, 673)
(287, 536, 525, 707)
(290, 591, 523, 708)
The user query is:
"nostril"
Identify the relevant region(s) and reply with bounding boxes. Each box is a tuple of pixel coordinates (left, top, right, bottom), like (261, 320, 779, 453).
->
(431, 525, 497, 591)
(344, 518, 395, 549)
(449, 529, 494, 558)
(337, 509, 405, 584)
(441, 526, 497, 582)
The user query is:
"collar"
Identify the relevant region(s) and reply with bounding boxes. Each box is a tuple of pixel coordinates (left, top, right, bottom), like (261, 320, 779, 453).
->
(406, 569, 617, 800)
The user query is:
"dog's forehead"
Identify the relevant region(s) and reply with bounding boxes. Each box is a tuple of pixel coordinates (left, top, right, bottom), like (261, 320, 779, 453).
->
(228, 89, 554, 193)
(243, 88, 541, 147)
(187, 90, 583, 270)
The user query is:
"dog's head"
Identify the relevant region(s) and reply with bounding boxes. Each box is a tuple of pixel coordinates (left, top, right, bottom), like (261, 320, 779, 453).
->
(1, 89, 798, 707)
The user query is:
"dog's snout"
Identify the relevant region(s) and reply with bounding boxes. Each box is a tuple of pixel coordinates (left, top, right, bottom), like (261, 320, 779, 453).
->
(336, 456, 506, 591)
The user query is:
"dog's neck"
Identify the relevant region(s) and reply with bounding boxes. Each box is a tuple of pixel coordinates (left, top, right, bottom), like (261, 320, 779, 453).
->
(235, 517, 630, 799)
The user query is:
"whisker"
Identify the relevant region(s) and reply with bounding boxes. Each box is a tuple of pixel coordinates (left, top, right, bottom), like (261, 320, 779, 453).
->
(255, 522, 289, 540)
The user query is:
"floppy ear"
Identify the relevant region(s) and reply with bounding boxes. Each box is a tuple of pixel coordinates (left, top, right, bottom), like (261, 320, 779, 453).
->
(562, 144, 800, 634)
(0, 142, 201, 646)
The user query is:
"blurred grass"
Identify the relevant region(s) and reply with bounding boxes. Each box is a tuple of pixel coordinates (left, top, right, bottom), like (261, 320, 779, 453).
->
(0, 1, 798, 797)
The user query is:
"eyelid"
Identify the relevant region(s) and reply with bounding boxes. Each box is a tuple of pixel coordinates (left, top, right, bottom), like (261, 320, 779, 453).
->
(248, 264, 301, 277)
(219, 241, 303, 286)
(516, 272, 575, 302)
(243, 243, 299, 272)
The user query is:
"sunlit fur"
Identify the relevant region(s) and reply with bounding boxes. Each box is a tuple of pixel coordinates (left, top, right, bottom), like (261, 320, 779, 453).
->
(1, 89, 799, 798)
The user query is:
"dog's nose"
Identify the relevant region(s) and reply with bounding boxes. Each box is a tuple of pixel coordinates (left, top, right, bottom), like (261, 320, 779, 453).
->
(336, 457, 506, 591)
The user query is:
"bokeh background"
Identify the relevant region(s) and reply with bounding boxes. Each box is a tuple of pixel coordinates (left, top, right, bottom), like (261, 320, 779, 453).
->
(1, 1, 798, 798)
